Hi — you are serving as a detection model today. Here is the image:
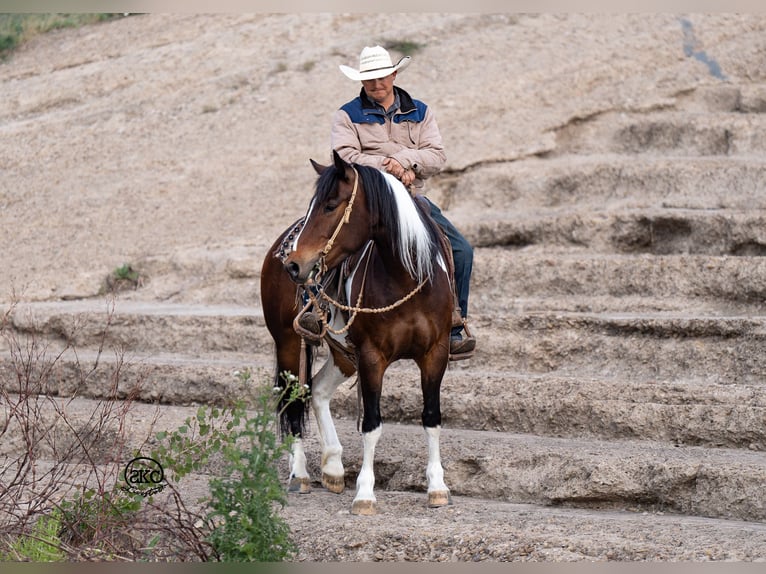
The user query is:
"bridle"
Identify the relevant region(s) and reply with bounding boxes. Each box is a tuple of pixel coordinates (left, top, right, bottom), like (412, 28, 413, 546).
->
(319, 166, 359, 264)
(292, 163, 429, 335)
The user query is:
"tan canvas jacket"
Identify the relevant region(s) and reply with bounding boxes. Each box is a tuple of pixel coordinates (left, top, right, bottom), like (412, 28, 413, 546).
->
(330, 87, 446, 192)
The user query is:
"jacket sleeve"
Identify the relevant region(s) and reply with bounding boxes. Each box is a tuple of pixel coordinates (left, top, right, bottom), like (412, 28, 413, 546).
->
(390, 107, 446, 179)
(331, 109, 400, 169)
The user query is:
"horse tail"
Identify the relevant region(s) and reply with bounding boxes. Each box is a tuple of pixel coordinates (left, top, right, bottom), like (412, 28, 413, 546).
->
(276, 340, 314, 439)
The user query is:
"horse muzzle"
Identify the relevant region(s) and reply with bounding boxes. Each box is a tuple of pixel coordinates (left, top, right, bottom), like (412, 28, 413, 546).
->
(284, 256, 323, 286)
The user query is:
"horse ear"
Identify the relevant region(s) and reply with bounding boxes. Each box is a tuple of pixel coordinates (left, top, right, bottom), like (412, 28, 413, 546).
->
(310, 158, 326, 175)
(332, 150, 351, 182)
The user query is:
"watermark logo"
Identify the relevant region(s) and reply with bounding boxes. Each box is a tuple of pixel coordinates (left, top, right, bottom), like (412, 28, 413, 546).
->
(121, 456, 166, 497)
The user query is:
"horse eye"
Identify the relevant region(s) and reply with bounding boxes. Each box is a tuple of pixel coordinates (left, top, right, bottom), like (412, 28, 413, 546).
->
(324, 203, 338, 213)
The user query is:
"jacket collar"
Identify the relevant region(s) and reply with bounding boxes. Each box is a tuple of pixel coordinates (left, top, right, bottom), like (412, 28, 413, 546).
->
(359, 86, 416, 115)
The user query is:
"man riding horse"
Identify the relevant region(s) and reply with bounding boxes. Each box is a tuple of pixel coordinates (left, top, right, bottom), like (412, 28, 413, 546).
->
(299, 45, 476, 357)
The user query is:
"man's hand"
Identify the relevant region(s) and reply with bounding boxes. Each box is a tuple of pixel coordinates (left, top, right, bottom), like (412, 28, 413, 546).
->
(383, 157, 415, 186)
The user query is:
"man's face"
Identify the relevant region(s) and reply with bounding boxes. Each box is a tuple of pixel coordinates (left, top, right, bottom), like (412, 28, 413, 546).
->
(361, 72, 397, 105)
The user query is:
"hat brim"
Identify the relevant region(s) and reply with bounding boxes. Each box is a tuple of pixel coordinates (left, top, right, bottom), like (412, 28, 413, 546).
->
(339, 56, 411, 81)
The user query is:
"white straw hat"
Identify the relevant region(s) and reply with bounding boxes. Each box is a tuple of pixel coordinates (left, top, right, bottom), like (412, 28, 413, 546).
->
(339, 45, 411, 81)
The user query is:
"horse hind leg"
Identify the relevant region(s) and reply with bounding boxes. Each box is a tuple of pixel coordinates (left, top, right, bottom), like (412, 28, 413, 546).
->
(288, 438, 312, 494)
(274, 339, 313, 494)
(283, 389, 312, 494)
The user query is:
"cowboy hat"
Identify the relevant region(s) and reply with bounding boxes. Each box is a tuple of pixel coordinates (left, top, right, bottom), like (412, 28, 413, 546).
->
(339, 45, 411, 81)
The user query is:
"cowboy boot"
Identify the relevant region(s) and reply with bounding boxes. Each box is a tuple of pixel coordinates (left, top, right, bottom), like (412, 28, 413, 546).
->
(449, 318, 476, 358)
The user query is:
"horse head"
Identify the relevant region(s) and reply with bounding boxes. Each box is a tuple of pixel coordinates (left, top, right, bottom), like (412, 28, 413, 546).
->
(284, 151, 369, 285)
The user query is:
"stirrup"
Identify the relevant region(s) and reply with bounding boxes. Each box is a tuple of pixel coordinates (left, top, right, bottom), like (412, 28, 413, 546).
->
(449, 319, 475, 362)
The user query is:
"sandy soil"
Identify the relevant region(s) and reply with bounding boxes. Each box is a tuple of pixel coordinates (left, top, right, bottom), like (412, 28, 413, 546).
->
(3, 13, 766, 562)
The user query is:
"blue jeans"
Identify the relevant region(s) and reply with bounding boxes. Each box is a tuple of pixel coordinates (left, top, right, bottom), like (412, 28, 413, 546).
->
(425, 198, 473, 324)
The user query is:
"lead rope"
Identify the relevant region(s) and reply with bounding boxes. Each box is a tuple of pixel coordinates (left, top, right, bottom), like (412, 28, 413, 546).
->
(356, 375, 362, 432)
(307, 242, 373, 336)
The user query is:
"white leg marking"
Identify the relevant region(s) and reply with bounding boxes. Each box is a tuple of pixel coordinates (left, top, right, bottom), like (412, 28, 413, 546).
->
(353, 424, 382, 505)
(425, 426, 450, 506)
(288, 438, 312, 493)
(290, 438, 309, 480)
(311, 355, 349, 491)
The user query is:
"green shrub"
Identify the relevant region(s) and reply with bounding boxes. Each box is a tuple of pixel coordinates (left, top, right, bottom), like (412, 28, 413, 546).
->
(0, 511, 66, 562)
(204, 394, 296, 561)
(0, 14, 128, 60)
(151, 369, 307, 562)
(384, 39, 425, 56)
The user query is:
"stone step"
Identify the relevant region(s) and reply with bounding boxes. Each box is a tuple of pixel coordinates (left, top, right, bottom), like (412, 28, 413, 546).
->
(0, 348, 269, 405)
(332, 367, 766, 450)
(4, 395, 764, 524)
(4, 342, 764, 451)
(3, 300, 271, 357)
(119, 245, 766, 312)
(467, 311, 766, 384)
(6, 302, 765, 386)
(472, 249, 766, 312)
(283, 488, 766, 561)
(291, 417, 766, 523)
(552, 110, 766, 157)
(5, 395, 766, 558)
(442, 156, 766, 214)
(458, 207, 766, 255)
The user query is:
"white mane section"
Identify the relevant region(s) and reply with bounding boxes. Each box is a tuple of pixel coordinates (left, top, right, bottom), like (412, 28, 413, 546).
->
(381, 171, 434, 282)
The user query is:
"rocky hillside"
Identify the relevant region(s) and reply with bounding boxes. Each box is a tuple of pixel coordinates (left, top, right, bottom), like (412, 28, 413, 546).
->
(2, 13, 766, 561)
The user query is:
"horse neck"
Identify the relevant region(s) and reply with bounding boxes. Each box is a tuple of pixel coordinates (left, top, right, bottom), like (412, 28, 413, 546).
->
(370, 230, 420, 286)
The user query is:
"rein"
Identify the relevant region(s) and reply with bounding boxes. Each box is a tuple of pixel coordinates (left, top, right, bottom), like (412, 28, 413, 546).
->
(307, 242, 428, 337)
(302, 164, 429, 336)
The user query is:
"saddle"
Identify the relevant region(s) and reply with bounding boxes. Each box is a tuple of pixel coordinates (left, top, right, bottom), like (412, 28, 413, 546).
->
(412, 194, 465, 331)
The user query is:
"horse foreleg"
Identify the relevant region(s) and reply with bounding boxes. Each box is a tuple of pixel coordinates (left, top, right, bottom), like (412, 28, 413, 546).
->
(351, 355, 384, 515)
(420, 346, 451, 508)
(351, 424, 382, 515)
(311, 354, 351, 493)
(425, 425, 450, 507)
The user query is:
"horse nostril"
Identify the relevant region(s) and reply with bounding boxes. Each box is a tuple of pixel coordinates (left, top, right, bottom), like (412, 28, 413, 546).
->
(286, 261, 300, 280)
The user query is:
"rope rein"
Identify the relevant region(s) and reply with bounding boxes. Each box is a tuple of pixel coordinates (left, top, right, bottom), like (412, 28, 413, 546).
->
(318, 276, 427, 315)
(305, 166, 430, 335)
(307, 245, 428, 336)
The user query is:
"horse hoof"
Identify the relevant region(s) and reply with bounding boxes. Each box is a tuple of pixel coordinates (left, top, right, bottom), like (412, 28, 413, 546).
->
(350, 499, 377, 516)
(322, 473, 345, 494)
(288, 477, 312, 494)
(428, 490, 452, 508)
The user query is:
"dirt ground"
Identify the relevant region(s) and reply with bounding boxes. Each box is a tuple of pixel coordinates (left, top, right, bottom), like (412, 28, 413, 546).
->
(3, 13, 766, 562)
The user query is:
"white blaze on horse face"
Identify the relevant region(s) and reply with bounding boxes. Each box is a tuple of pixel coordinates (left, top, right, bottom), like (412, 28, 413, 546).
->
(292, 198, 317, 251)
(353, 424, 382, 505)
